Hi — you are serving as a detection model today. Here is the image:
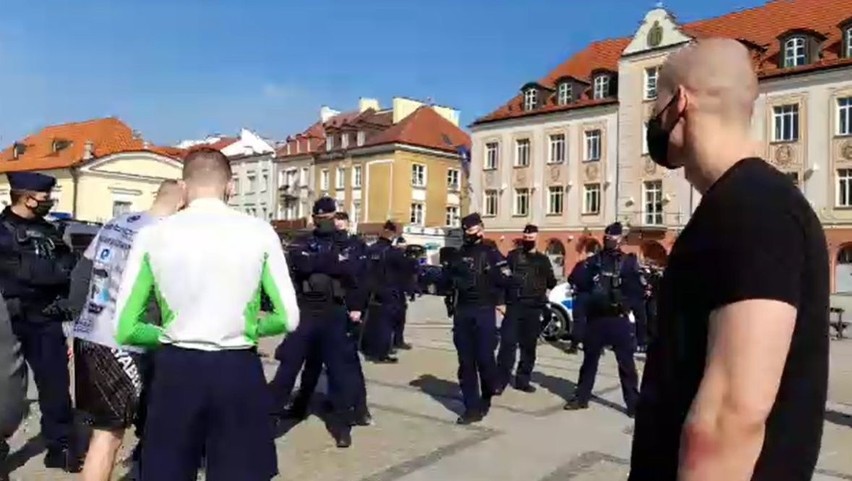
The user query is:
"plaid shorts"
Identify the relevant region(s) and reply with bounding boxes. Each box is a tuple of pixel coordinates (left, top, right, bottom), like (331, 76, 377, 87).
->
(74, 339, 145, 430)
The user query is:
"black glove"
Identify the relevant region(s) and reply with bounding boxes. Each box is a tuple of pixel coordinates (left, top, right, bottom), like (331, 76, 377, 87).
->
(41, 298, 73, 323)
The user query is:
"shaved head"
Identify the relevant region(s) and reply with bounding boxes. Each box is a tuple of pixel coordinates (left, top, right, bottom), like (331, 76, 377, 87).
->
(182, 147, 232, 187)
(659, 38, 758, 125)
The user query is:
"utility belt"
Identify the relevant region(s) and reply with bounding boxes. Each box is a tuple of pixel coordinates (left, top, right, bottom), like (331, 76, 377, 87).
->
(299, 273, 346, 304)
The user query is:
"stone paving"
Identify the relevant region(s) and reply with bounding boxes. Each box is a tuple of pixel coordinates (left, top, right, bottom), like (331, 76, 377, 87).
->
(6, 295, 852, 480)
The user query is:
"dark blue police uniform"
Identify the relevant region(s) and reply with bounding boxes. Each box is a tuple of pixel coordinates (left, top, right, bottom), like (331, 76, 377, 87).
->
(284, 226, 372, 426)
(567, 258, 589, 352)
(362, 223, 407, 362)
(392, 237, 418, 351)
(268, 198, 362, 447)
(445, 213, 513, 424)
(0, 173, 79, 471)
(564, 222, 640, 416)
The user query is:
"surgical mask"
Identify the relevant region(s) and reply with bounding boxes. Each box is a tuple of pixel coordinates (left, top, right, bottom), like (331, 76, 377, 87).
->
(30, 199, 54, 217)
(315, 218, 335, 234)
(463, 233, 481, 245)
(522, 240, 536, 251)
(646, 94, 681, 170)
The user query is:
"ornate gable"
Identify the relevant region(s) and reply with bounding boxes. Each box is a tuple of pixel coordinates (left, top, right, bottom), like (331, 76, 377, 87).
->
(623, 6, 692, 56)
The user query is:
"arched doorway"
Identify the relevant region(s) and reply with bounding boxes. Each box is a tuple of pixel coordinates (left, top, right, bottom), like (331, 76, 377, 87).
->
(578, 237, 601, 256)
(545, 239, 566, 274)
(640, 241, 668, 267)
(836, 244, 852, 292)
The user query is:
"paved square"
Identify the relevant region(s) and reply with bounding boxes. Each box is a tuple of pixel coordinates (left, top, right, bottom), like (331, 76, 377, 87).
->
(6, 296, 852, 480)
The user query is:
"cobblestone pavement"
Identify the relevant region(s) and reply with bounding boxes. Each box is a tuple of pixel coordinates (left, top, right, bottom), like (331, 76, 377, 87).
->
(7, 296, 852, 480)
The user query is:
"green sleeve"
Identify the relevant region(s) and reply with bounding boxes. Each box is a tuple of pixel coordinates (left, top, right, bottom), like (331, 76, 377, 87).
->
(116, 252, 164, 348)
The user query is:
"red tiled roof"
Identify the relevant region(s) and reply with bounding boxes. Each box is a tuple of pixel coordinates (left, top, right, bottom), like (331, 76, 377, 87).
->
(0, 117, 184, 173)
(475, 0, 852, 125)
(365, 106, 470, 153)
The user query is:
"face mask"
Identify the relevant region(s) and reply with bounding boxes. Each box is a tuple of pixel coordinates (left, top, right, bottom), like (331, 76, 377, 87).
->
(603, 238, 619, 251)
(463, 233, 481, 245)
(522, 240, 536, 251)
(646, 94, 682, 170)
(316, 218, 335, 234)
(30, 199, 54, 217)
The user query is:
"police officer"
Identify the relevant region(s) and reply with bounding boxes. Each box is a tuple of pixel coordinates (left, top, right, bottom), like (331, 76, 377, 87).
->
(0, 173, 80, 472)
(497, 224, 556, 393)
(392, 236, 416, 352)
(268, 198, 361, 448)
(280, 211, 373, 427)
(361, 221, 407, 364)
(444, 213, 513, 424)
(563, 222, 640, 417)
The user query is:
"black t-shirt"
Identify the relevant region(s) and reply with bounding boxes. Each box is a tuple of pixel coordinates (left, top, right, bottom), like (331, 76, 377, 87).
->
(629, 158, 829, 481)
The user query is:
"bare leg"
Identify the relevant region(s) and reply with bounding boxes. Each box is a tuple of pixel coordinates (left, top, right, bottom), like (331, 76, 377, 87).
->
(81, 429, 124, 481)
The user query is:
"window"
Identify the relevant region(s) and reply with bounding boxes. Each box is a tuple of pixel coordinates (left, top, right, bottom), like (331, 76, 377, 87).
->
(247, 174, 256, 191)
(352, 201, 362, 223)
(783, 36, 807, 67)
(232, 176, 240, 194)
(284, 200, 298, 220)
(261, 207, 268, 220)
(357, 131, 366, 146)
(485, 142, 499, 170)
(484, 190, 498, 216)
(838, 97, 852, 136)
(523, 88, 537, 110)
(320, 169, 329, 191)
(643, 180, 663, 225)
(593, 75, 610, 99)
(410, 202, 424, 225)
(772, 104, 800, 142)
(513, 188, 530, 216)
(341, 133, 349, 149)
(261, 172, 268, 192)
(557, 82, 572, 105)
(515, 139, 530, 167)
(583, 184, 601, 214)
(335, 168, 345, 189)
(112, 200, 131, 218)
(548, 134, 566, 164)
(352, 166, 362, 188)
(447, 169, 460, 191)
(411, 164, 426, 187)
(547, 186, 564, 215)
(838, 169, 852, 207)
(846, 27, 852, 58)
(642, 124, 649, 155)
(644, 67, 658, 100)
(584, 130, 602, 161)
(445, 206, 460, 227)
(326, 136, 334, 151)
(300, 167, 309, 186)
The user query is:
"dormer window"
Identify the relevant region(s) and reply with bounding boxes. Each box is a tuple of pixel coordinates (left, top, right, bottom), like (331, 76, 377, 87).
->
(557, 82, 572, 105)
(52, 138, 71, 153)
(357, 131, 366, 146)
(12, 143, 25, 159)
(326, 135, 334, 151)
(593, 74, 611, 100)
(783, 36, 807, 67)
(845, 25, 852, 58)
(523, 88, 538, 111)
(341, 133, 349, 149)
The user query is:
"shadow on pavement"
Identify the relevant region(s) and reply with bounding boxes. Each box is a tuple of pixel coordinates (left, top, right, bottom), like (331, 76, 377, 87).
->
(532, 371, 629, 416)
(7, 436, 45, 473)
(825, 409, 852, 428)
(409, 374, 464, 416)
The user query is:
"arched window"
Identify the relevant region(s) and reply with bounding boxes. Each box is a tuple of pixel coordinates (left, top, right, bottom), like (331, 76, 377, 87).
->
(783, 36, 807, 67)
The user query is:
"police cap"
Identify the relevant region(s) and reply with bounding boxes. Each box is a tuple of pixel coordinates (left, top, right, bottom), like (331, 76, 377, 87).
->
(312, 196, 337, 215)
(383, 220, 398, 233)
(523, 224, 538, 234)
(7, 172, 56, 193)
(334, 211, 349, 221)
(604, 222, 624, 236)
(461, 213, 482, 230)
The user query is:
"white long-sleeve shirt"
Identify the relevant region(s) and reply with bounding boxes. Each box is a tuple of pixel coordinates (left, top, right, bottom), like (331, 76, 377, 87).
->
(114, 198, 300, 351)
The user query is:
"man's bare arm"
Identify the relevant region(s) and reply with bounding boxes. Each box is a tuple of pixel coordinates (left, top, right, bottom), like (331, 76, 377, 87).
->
(678, 298, 796, 481)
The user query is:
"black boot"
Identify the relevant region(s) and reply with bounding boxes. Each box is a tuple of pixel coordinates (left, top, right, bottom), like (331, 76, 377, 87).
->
(0, 440, 9, 481)
(394, 342, 413, 351)
(276, 402, 309, 421)
(43, 445, 82, 473)
(563, 398, 589, 411)
(335, 425, 353, 448)
(456, 410, 484, 425)
(353, 408, 373, 427)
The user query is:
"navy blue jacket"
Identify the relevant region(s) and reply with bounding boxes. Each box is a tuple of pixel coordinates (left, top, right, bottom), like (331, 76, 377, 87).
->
(287, 229, 359, 311)
(364, 237, 409, 306)
(445, 240, 513, 307)
(573, 249, 645, 318)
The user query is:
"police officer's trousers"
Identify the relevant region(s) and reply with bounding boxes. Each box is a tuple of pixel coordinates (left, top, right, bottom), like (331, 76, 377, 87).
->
(453, 305, 499, 414)
(571, 293, 588, 344)
(362, 301, 403, 359)
(269, 307, 358, 421)
(290, 322, 368, 416)
(629, 301, 649, 348)
(497, 303, 543, 389)
(11, 319, 73, 449)
(392, 302, 408, 348)
(574, 315, 639, 411)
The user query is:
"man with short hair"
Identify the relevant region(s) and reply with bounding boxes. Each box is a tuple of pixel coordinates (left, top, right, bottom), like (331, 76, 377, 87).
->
(115, 147, 300, 480)
(0, 172, 80, 472)
(629, 39, 829, 481)
(70, 180, 184, 481)
(497, 224, 556, 393)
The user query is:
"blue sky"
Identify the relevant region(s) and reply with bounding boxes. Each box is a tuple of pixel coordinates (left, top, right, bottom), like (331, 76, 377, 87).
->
(0, 0, 766, 146)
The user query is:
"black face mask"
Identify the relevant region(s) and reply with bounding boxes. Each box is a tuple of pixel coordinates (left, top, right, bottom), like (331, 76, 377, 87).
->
(522, 240, 536, 251)
(463, 233, 481, 245)
(603, 238, 619, 251)
(30, 199, 54, 218)
(315, 218, 336, 234)
(646, 93, 682, 170)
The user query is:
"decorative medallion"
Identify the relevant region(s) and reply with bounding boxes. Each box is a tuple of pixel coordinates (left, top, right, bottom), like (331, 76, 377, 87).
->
(774, 144, 793, 166)
(549, 165, 561, 182)
(644, 158, 657, 175)
(647, 21, 663, 48)
(515, 169, 527, 184)
(584, 162, 600, 180)
(842, 140, 852, 161)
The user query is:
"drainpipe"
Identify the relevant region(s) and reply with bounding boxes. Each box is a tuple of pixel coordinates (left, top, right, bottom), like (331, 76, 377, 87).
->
(71, 167, 79, 219)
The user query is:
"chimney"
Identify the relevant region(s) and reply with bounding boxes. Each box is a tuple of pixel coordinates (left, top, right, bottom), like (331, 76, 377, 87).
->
(358, 98, 380, 113)
(83, 141, 95, 160)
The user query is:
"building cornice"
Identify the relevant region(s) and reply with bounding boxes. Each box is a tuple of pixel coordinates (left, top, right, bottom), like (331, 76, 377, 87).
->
(470, 103, 619, 133)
